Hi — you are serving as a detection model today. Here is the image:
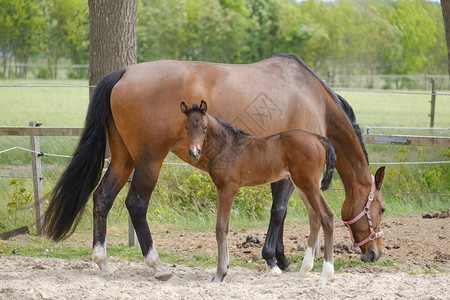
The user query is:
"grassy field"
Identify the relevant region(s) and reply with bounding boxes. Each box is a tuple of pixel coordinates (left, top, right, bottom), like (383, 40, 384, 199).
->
(0, 79, 449, 234)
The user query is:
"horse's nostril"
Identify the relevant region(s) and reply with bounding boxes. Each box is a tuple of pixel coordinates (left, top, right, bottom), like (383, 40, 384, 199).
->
(368, 249, 376, 262)
(198, 149, 201, 156)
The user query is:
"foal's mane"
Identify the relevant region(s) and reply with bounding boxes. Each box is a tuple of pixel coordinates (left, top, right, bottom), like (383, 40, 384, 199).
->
(209, 114, 249, 137)
(276, 53, 369, 164)
(188, 103, 249, 137)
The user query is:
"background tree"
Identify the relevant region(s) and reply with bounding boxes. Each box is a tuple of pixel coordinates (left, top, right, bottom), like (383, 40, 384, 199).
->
(442, 0, 450, 75)
(44, 0, 87, 79)
(0, 0, 44, 78)
(0, 0, 447, 80)
(88, 0, 137, 96)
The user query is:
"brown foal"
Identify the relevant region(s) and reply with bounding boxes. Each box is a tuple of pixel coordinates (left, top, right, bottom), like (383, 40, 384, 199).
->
(181, 100, 337, 282)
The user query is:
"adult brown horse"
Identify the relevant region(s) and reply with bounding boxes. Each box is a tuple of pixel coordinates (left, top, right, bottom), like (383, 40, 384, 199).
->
(44, 54, 386, 281)
(181, 100, 337, 282)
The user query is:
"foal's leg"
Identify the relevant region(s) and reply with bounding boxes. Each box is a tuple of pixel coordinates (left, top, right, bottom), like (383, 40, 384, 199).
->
(262, 178, 294, 274)
(297, 187, 335, 283)
(296, 191, 322, 277)
(213, 183, 239, 282)
(126, 160, 171, 280)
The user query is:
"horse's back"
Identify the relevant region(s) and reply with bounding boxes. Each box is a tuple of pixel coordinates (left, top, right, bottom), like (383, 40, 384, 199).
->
(108, 57, 332, 162)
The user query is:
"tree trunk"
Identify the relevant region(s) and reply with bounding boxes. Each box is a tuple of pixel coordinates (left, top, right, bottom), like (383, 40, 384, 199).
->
(442, 0, 450, 76)
(88, 0, 137, 97)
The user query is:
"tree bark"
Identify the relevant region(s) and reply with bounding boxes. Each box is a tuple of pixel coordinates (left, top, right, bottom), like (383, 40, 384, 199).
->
(88, 0, 137, 97)
(442, 0, 450, 76)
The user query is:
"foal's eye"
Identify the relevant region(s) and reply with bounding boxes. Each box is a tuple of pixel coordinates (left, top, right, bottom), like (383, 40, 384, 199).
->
(203, 126, 208, 132)
(380, 207, 386, 214)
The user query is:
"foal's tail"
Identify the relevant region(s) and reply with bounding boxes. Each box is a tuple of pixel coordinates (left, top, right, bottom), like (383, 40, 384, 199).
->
(317, 136, 336, 191)
(44, 69, 125, 241)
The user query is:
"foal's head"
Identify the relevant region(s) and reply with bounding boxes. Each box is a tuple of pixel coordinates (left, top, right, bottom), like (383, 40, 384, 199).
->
(180, 100, 209, 162)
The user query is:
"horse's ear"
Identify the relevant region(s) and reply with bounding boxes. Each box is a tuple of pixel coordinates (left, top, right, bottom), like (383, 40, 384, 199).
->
(180, 101, 189, 114)
(374, 166, 385, 189)
(200, 100, 207, 114)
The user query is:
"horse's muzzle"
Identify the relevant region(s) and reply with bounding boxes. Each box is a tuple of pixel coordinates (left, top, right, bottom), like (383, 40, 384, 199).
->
(189, 148, 201, 162)
(361, 248, 382, 262)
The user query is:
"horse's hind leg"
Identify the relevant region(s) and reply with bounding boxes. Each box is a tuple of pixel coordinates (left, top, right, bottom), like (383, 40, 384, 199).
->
(92, 129, 134, 270)
(262, 178, 294, 274)
(92, 163, 133, 270)
(126, 158, 171, 280)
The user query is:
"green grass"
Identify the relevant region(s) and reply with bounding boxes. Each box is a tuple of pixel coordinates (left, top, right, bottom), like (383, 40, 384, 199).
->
(338, 90, 450, 130)
(0, 79, 449, 234)
(0, 230, 399, 273)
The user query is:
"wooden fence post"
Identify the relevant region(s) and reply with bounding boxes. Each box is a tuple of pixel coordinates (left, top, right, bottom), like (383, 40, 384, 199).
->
(429, 79, 436, 128)
(29, 121, 44, 236)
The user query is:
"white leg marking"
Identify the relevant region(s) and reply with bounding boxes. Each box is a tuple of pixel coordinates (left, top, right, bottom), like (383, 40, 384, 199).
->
(319, 260, 334, 283)
(265, 265, 283, 276)
(92, 242, 108, 271)
(299, 246, 314, 277)
(144, 247, 172, 281)
(314, 229, 321, 258)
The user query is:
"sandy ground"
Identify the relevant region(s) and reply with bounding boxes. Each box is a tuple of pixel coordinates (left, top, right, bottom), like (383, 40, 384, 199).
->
(0, 214, 449, 299)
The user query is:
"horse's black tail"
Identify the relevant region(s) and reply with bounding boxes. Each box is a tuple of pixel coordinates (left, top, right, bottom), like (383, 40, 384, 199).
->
(318, 136, 336, 191)
(44, 69, 125, 241)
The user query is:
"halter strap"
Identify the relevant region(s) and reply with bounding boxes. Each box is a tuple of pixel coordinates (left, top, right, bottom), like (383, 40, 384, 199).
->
(342, 175, 383, 247)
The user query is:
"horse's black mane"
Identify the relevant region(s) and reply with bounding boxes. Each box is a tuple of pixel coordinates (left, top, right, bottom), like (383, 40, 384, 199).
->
(276, 53, 369, 164)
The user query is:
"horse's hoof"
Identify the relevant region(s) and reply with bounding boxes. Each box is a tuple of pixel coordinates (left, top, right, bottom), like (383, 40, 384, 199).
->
(282, 265, 294, 272)
(93, 259, 109, 272)
(265, 265, 282, 276)
(212, 275, 224, 282)
(155, 271, 172, 282)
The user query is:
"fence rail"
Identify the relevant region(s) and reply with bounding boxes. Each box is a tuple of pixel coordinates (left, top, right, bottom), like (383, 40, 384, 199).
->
(1, 126, 449, 147)
(1, 124, 449, 242)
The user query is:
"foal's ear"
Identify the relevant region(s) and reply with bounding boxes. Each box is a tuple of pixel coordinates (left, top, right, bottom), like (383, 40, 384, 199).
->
(180, 101, 189, 114)
(374, 166, 385, 189)
(200, 100, 207, 114)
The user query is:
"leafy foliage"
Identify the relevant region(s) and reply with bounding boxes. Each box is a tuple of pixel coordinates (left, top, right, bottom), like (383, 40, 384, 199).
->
(0, 0, 446, 78)
(6, 178, 33, 225)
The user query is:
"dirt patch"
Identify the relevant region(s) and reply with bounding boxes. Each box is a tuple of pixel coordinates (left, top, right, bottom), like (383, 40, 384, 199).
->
(152, 214, 449, 272)
(0, 214, 449, 299)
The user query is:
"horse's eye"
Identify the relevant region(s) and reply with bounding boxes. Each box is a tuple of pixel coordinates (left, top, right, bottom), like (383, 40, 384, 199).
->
(203, 126, 208, 132)
(380, 207, 386, 214)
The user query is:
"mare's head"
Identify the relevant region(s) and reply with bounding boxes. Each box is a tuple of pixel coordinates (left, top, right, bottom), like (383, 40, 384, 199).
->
(342, 167, 386, 262)
(180, 100, 208, 162)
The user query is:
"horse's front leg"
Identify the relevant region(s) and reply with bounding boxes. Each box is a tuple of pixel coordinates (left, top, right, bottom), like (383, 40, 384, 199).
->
(213, 183, 239, 282)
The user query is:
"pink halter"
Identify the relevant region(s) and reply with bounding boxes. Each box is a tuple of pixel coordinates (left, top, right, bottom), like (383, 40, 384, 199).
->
(343, 175, 383, 248)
